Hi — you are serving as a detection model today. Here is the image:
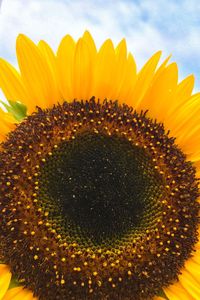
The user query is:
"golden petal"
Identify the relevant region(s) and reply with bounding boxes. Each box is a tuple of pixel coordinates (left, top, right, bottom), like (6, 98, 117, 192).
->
(167, 93, 200, 136)
(133, 51, 162, 109)
(185, 257, 200, 284)
(0, 59, 33, 113)
(38, 40, 58, 85)
(166, 74, 194, 118)
(16, 34, 59, 108)
(0, 264, 11, 300)
(178, 269, 200, 299)
(109, 39, 129, 100)
(0, 109, 16, 143)
(82, 31, 97, 59)
(91, 39, 116, 100)
(117, 52, 137, 106)
(57, 34, 75, 100)
(140, 62, 178, 120)
(2, 287, 37, 300)
(164, 280, 193, 299)
(72, 38, 93, 100)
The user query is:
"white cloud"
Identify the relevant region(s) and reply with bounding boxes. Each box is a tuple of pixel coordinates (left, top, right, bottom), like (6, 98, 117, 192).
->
(0, 0, 200, 88)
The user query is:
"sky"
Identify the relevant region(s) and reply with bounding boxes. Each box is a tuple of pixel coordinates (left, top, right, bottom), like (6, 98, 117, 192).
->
(0, 0, 200, 97)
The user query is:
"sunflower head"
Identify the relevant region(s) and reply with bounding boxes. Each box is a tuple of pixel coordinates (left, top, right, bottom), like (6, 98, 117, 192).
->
(0, 31, 199, 300)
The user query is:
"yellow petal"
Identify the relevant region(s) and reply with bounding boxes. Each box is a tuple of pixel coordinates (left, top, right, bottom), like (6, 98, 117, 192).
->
(168, 93, 200, 159)
(131, 54, 169, 109)
(167, 93, 200, 136)
(57, 34, 75, 100)
(72, 38, 93, 99)
(164, 280, 193, 300)
(82, 31, 97, 59)
(92, 39, 116, 100)
(141, 63, 178, 121)
(0, 59, 33, 113)
(38, 40, 57, 81)
(152, 55, 171, 80)
(109, 39, 129, 100)
(0, 264, 11, 300)
(116, 38, 127, 58)
(192, 250, 200, 265)
(0, 109, 16, 143)
(178, 269, 200, 299)
(16, 34, 59, 109)
(185, 258, 200, 284)
(180, 125, 200, 162)
(166, 74, 194, 117)
(2, 287, 37, 300)
(118, 52, 137, 106)
(133, 51, 162, 109)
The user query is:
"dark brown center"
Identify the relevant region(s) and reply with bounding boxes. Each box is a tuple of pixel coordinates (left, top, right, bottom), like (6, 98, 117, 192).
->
(0, 98, 199, 300)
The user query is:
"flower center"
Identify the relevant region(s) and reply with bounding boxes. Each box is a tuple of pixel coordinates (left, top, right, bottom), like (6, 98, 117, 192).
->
(38, 132, 163, 245)
(0, 98, 199, 300)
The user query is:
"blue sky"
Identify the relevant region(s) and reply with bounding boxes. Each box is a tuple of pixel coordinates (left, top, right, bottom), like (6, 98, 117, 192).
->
(0, 0, 200, 95)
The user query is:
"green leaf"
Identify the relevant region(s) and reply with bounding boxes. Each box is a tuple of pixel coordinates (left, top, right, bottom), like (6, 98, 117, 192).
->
(1, 100, 27, 121)
(156, 289, 169, 300)
(8, 276, 21, 289)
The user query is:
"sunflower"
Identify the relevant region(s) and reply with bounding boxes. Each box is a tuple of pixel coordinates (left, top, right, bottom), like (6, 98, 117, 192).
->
(0, 31, 199, 300)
